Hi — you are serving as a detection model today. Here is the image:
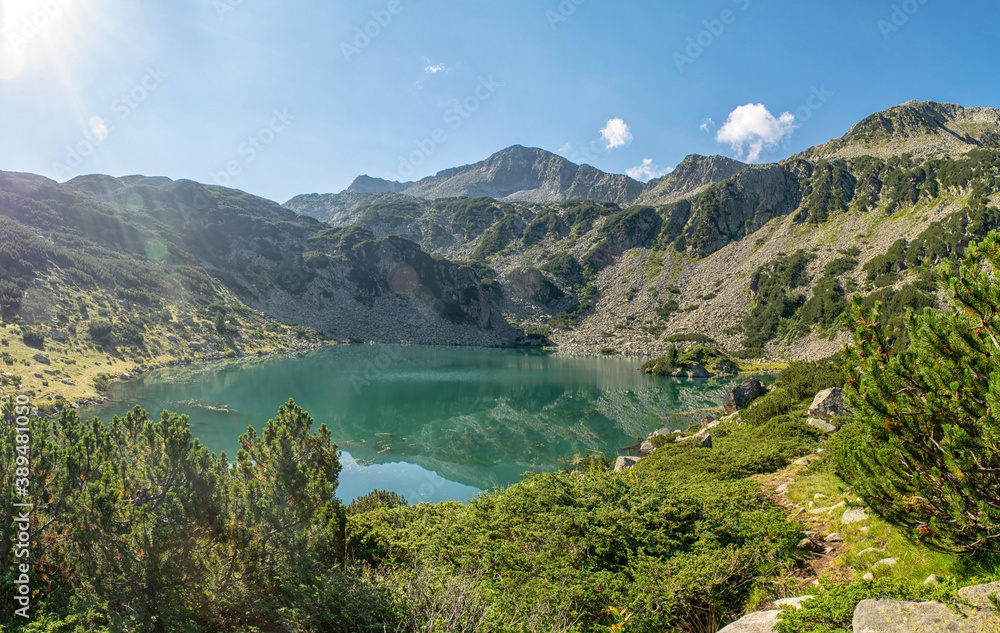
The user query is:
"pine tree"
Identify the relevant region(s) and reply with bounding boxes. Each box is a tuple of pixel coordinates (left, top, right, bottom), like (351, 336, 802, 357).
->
(842, 231, 1000, 553)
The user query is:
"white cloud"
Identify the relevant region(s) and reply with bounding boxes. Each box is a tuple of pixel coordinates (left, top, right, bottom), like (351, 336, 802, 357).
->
(600, 118, 633, 149)
(627, 159, 673, 182)
(714, 103, 795, 162)
(422, 57, 450, 74)
(699, 118, 715, 133)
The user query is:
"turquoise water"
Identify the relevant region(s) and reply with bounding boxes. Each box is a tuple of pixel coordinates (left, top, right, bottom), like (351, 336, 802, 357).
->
(84, 345, 767, 504)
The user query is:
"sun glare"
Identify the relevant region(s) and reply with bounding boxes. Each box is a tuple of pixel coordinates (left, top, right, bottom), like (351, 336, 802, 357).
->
(0, 0, 85, 80)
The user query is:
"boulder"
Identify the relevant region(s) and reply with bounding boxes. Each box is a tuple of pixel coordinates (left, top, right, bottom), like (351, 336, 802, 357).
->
(852, 597, 996, 632)
(957, 581, 1000, 608)
(806, 417, 838, 433)
(32, 353, 50, 365)
(724, 378, 767, 414)
(671, 364, 710, 378)
(639, 439, 655, 455)
(674, 432, 712, 448)
(717, 596, 813, 633)
(807, 388, 847, 419)
(614, 456, 641, 472)
(841, 508, 869, 524)
(716, 610, 780, 633)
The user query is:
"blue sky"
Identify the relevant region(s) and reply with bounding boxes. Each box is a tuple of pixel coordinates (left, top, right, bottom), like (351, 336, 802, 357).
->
(1, 0, 997, 203)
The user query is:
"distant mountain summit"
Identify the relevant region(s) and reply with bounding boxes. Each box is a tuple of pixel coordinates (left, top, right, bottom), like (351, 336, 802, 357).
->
(291, 146, 746, 220)
(805, 100, 1000, 160)
(330, 145, 644, 206)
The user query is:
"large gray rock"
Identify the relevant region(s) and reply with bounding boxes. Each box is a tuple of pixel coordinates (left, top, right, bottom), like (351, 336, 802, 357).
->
(614, 456, 641, 472)
(957, 581, 1000, 608)
(841, 507, 869, 524)
(806, 417, 838, 433)
(716, 610, 780, 633)
(852, 597, 997, 632)
(675, 432, 712, 448)
(724, 378, 768, 414)
(671, 364, 710, 378)
(716, 595, 813, 633)
(807, 388, 847, 419)
(32, 353, 50, 365)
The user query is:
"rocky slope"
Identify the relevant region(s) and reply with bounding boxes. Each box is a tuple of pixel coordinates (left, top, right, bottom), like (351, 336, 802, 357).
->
(803, 100, 1000, 160)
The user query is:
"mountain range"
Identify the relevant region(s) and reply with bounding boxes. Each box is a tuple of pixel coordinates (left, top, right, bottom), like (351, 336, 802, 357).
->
(1, 99, 999, 404)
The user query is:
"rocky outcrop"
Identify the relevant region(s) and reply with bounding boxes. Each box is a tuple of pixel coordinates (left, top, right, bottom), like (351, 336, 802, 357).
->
(808, 388, 847, 419)
(506, 268, 564, 304)
(637, 154, 747, 206)
(724, 379, 768, 414)
(584, 206, 663, 270)
(806, 100, 1000, 160)
(662, 165, 802, 258)
(614, 456, 641, 472)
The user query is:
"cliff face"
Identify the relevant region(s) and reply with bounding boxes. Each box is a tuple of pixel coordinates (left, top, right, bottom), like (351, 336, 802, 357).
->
(664, 165, 802, 258)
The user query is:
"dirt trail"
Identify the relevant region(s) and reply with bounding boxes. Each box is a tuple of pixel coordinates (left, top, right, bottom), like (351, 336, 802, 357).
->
(754, 452, 850, 593)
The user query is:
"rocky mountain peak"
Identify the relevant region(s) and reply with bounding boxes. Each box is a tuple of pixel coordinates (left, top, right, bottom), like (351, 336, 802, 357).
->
(345, 175, 410, 194)
(636, 154, 747, 205)
(804, 100, 1000, 160)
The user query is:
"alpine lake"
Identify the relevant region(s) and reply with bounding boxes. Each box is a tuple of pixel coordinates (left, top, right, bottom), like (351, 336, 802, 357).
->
(84, 345, 772, 504)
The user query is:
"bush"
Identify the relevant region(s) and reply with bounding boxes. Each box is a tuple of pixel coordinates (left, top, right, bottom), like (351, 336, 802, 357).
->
(774, 578, 957, 633)
(348, 489, 409, 517)
(88, 318, 114, 343)
(738, 388, 797, 427)
(21, 327, 44, 348)
(777, 356, 847, 402)
(525, 326, 552, 338)
(844, 232, 1000, 553)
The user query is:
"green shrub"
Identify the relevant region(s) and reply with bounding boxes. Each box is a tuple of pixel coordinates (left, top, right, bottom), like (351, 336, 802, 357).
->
(774, 578, 957, 633)
(777, 356, 847, 402)
(348, 489, 409, 517)
(525, 326, 552, 338)
(663, 333, 716, 344)
(21, 327, 44, 348)
(738, 388, 796, 427)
